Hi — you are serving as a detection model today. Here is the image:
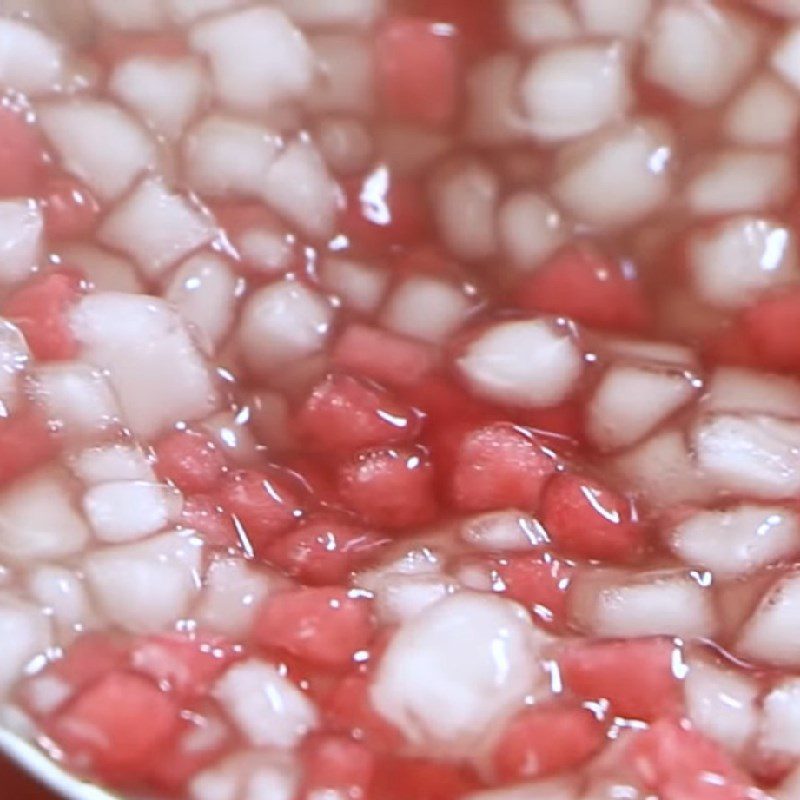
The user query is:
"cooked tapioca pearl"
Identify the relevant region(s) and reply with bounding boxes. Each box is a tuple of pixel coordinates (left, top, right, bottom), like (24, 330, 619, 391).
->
(588, 363, 699, 452)
(87, 0, 168, 29)
(773, 24, 800, 91)
(165, 253, 238, 353)
(71, 292, 219, 440)
(0, 17, 65, 96)
(685, 657, 759, 754)
(0, 593, 51, 694)
(704, 368, 800, 417)
(83, 529, 203, 633)
(689, 217, 800, 309)
(168, 0, 244, 24)
(190, 751, 300, 800)
(203, 410, 260, 466)
(749, 0, 800, 15)
(377, 124, 450, 177)
(373, 596, 544, 758)
(575, 0, 653, 36)
(553, 120, 673, 230)
(0, 467, 89, 563)
(597, 336, 700, 369)
(28, 565, 92, 637)
(432, 158, 499, 262)
(687, 151, 795, 216)
(465, 778, 580, 800)
(69, 444, 155, 485)
(458, 319, 582, 408)
(183, 115, 281, 200)
(273, 0, 385, 27)
(645, 0, 758, 106)
(759, 678, 800, 764)
(238, 280, 333, 380)
(189, 6, 315, 113)
(29, 363, 120, 440)
(506, 0, 579, 44)
(261, 137, 340, 241)
(571, 569, 719, 639)
(519, 43, 631, 143)
(466, 54, 527, 146)
(460, 512, 547, 552)
(372, 574, 459, 625)
(213, 659, 318, 748)
(498, 192, 566, 271)
(309, 35, 374, 114)
(319, 256, 387, 314)
(694, 414, 800, 499)
(316, 117, 374, 175)
(37, 99, 157, 202)
(99, 177, 216, 280)
(109, 55, 205, 140)
(382, 277, 471, 344)
(58, 245, 144, 294)
(0, 320, 28, 414)
(668, 505, 800, 579)
(724, 75, 800, 146)
(0, 200, 41, 286)
(82, 481, 183, 544)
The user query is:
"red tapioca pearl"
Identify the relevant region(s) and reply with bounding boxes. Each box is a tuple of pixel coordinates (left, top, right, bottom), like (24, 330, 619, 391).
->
(0, 102, 48, 197)
(254, 587, 375, 670)
(340, 166, 430, 253)
(295, 373, 423, 454)
(264, 513, 391, 585)
(369, 755, 482, 800)
(154, 428, 227, 494)
(375, 17, 461, 128)
(514, 244, 652, 334)
(332, 323, 438, 389)
(449, 423, 559, 513)
(41, 174, 100, 241)
(0, 405, 60, 488)
(540, 473, 648, 563)
(299, 734, 376, 800)
(491, 703, 608, 783)
(628, 719, 756, 800)
(179, 494, 239, 549)
(337, 444, 438, 529)
(557, 638, 685, 722)
(46, 672, 181, 783)
(218, 469, 305, 552)
(740, 288, 800, 372)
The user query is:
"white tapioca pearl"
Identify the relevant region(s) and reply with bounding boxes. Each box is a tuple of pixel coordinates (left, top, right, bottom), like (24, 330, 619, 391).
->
(519, 43, 631, 143)
(506, 0, 579, 44)
(0, 319, 28, 414)
(575, 0, 653, 37)
(168, 0, 244, 24)
(372, 574, 459, 625)
(371, 592, 545, 757)
(0, 17, 65, 96)
(37, 99, 157, 201)
(319, 256, 388, 314)
(70, 292, 219, 440)
(58, 245, 144, 295)
(28, 566, 93, 637)
(685, 657, 759, 754)
(238, 280, 333, 380)
(272, 0, 385, 27)
(460, 511, 547, 552)
(724, 75, 800, 146)
(498, 191, 566, 271)
(183, 115, 281, 200)
(87, 0, 168, 29)
(68, 444, 155, 485)
(308, 34, 374, 114)
(693, 414, 800, 499)
(109, 55, 205, 140)
(748, 0, 800, 16)
(316, 117, 374, 176)
(0, 467, 90, 563)
(432, 158, 499, 262)
(465, 54, 527, 146)
(772, 23, 800, 91)
(202, 410, 260, 466)
(189, 6, 315, 113)
(686, 151, 795, 216)
(458, 319, 583, 408)
(0, 593, 51, 695)
(704, 368, 800, 418)
(667, 505, 800, 580)
(644, 1, 759, 106)
(553, 120, 673, 230)
(213, 659, 318, 748)
(689, 217, 800, 309)
(736, 573, 800, 665)
(0, 199, 41, 287)
(83, 529, 203, 633)
(190, 751, 301, 800)
(588, 363, 700, 452)
(570, 568, 719, 640)
(760, 678, 800, 763)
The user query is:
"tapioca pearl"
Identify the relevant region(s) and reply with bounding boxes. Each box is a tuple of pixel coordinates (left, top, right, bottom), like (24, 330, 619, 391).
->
(457, 319, 583, 408)
(237, 280, 333, 380)
(371, 574, 460, 625)
(0, 593, 51, 695)
(57, 245, 145, 295)
(724, 75, 800, 146)
(506, 0, 579, 45)
(190, 751, 301, 800)
(0, 200, 42, 287)
(459, 511, 547, 553)
(168, 0, 245, 24)
(316, 117, 374, 176)
(644, 0, 759, 106)
(377, 123, 450, 177)
(213, 659, 318, 748)
(87, 0, 169, 29)
(688, 216, 800, 309)
(0, 320, 29, 415)
(370, 592, 546, 757)
(518, 43, 631, 143)
(273, 0, 385, 27)
(758, 678, 800, 766)
(188, 6, 315, 113)
(0, 467, 90, 563)
(595, 336, 700, 370)
(703, 367, 800, 417)
(553, 120, 673, 230)
(498, 191, 566, 272)
(684, 657, 759, 756)
(82, 529, 203, 633)
(68, 443, 156, 485)
(27, 566, 94, 640)
(37, 99, 158, 202)
(748, 0, 800, 15)
(0, 17, 66, 96)
(575, 0, 653, 37)
(465, 53, 527, 146)
(773, 23, 800, 91)
(308, 34, 374, 115)
(318, 256, 388, 315)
